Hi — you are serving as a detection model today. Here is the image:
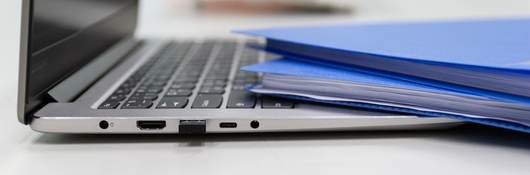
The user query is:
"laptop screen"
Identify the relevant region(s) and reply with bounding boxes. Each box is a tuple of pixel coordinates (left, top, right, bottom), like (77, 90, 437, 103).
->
(20, 0, 138, 123)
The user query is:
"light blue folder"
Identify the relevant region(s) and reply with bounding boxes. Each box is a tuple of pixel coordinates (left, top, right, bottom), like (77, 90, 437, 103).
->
(236, 18, 530, 98)
(242, 58, 530, 133)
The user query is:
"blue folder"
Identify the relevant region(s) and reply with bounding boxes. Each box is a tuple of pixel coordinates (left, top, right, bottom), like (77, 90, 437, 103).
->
(242, 58, 530, 133)
(236, 18, 530, 98)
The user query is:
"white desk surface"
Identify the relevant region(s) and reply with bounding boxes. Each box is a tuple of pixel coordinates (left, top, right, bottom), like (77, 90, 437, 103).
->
(0, 0, 529, 175)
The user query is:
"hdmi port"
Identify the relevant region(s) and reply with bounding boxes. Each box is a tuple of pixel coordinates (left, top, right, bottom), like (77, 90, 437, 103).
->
(137, 121, 166, 130)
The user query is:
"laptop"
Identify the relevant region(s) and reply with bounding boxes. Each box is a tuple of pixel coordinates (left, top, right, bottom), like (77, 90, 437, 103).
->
(17, 0, 459, 134)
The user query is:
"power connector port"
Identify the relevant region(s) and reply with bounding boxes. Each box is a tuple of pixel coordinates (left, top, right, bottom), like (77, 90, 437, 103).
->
(219, 122, 237, 128)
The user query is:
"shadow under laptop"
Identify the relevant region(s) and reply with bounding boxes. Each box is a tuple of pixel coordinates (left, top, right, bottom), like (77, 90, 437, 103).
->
(31, 124, 530, 150)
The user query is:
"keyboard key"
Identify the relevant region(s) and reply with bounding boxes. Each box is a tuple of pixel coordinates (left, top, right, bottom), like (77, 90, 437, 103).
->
(129, 95, 158, 101)
(170, 83, 196, 89)
(207, 71, 230, 77)
(199, 86, 225, 94)
(98, 101, 120, 109)
(184, 70, 202, 76)
(144, 95, 159, 100)
(141, 81, 166, 87)
(192, 94, 223, 108)
(209, 64, 231, 70)
(108, 95, 126, 101)
(120, 83, 136, 88)
(177, 74, 200, 80)
(235, 72, 257, 79)
(208, 69, 230, 74)
(202, 79, 227, 87)
(166, 89, 193, 97)
(125, 98, 153, 104)
(114, 88, 131, 95)
(173, 79, 198, 84)
(262, 96, 295, 109)
(132, 92, 159, 97)
(157, 97, 188, 109)
(205, 75, 229, 80)
(203, 77, 229, 81)
(173, 78, 199, 83)
(147, 88, 163, 93)
(153, 75, 171, 80)
(140, 81, 167, 88)
(227, 91, 256, 108)
(121, 101, 153, 109)
(135, 89, 147, 93)
(231, 85, 246, 91)
(232, 79, 257, 85)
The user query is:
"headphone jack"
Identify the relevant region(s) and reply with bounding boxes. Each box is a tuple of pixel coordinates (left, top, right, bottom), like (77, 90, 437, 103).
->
(99, 120, 109, 129)
(250, 120, 259, 129)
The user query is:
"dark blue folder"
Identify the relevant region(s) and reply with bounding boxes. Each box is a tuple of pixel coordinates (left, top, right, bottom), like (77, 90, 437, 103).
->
(236, 18, 530, 98)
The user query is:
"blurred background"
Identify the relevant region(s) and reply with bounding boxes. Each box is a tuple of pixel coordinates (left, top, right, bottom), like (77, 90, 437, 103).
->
(135, 0, 530, 38)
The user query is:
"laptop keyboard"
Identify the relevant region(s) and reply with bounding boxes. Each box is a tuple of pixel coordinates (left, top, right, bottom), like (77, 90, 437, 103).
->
(98, 40, 295, 110)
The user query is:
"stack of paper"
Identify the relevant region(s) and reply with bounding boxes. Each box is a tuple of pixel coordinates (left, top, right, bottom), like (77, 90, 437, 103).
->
(236, 18, 530, 133)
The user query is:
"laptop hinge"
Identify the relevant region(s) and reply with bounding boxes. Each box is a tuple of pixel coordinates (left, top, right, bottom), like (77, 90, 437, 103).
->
(48, 38, 141, 102)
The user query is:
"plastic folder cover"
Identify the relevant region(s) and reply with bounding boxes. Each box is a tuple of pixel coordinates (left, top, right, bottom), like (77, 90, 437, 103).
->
(237, 18, 530, 70)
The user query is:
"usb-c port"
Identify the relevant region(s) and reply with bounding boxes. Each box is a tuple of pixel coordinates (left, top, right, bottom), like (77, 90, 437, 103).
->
(219, 122, 237, 128)
(137, 121, 166, 130)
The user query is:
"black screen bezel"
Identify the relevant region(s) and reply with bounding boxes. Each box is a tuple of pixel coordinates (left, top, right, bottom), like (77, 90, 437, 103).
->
(18, 0, 138, 124)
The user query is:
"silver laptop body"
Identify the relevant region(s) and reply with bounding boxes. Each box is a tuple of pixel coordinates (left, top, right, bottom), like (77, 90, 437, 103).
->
(17, 0, 459, 134)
